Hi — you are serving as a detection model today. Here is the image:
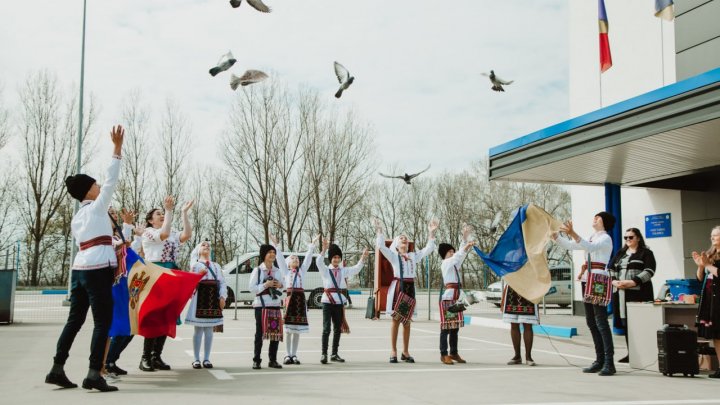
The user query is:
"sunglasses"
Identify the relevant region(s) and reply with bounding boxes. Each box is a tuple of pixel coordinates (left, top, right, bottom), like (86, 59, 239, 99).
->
(623, 235, 635, 240)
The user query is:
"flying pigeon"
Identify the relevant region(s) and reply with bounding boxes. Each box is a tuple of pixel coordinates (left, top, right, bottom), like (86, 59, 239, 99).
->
(333, 61, 354, 98)
(481, 70, 514, 92)
(488, 211, 502, 234)
(230, 70, 269, 90)
(229, 0, 271, 13)
(379, 165, 431, 185)
(209, 51, 237, 77)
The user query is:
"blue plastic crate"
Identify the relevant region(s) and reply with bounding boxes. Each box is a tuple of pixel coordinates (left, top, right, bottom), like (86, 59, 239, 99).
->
(666, 278, 701, 300)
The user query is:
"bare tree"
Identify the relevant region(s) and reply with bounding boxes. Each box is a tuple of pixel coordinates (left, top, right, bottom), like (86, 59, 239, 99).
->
(158, 98, 191, 201)
(18, 71, 95, 285)
(0, 83, 9, 150)
(117, 89, 152, 215)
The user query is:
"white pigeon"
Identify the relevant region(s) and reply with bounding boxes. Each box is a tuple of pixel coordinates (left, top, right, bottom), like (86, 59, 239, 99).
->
(333, 61, 355, 99)
(229, 0, 271, 13)
(209, 51, 237, 77)
(481, 70, 514, 92)
(230, 70, 269, 90)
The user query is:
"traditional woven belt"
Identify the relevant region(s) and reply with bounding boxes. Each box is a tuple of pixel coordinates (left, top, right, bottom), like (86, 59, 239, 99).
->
(286, 288, 305, 293)
(79, 235, 113, 251)
(445, 283, 460, 289)
(393, 277, 415, 283)
(589, 262, 607, 270)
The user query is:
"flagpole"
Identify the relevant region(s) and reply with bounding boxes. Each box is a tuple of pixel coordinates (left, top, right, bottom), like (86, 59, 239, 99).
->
(660, 18, 666, 86)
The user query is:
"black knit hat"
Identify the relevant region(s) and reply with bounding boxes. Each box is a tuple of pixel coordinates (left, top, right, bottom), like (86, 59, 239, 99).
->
(259, 244, 276, 263)
(65, 174, 96, 201)
(438, 243, 455, 259)
(328, 244, 342, 259)
(595, 211, 616, 232)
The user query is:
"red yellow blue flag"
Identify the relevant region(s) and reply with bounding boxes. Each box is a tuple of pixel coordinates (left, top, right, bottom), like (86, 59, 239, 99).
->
(598, 0, 613, 73)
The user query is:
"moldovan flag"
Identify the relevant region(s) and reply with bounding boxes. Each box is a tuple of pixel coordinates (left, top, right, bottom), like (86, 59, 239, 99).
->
(655, 0, 674, 21)
(598, 0, 613, 73)
(127, 253, 203, 338)
(474, 204, 561, 304)
(108, 247, 138, 337)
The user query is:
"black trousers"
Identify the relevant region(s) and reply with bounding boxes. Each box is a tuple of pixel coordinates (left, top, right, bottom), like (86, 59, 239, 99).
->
(582, 283, 614, 363)
(53, 267, 114, 371)
(322, 303, 343, 355)
(254, 307, 279, 363)
(440, 328, 459, 356)
(143, 336, 167, 358)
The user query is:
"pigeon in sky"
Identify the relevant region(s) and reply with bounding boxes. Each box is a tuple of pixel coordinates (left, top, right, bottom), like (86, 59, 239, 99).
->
(333, 61, 354, 98)
(379, 165, 431, 185)
(229, 0, 272, 13)
(230, 70, 269, 90)
(209, 51, 237, 77)
(481, 70, 514, 92)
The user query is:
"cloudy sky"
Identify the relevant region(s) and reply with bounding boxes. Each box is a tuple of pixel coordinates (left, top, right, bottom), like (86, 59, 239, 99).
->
(0, 0, 568, 174)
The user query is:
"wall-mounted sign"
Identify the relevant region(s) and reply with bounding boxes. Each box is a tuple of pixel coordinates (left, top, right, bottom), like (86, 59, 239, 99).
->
(645, 213, 671, 238)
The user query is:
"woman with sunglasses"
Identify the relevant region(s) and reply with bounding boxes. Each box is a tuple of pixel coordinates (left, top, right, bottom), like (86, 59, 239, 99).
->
(608, 228, 656, 364)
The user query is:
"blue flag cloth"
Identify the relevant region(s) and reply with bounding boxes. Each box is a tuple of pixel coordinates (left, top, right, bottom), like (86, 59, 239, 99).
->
(655, 0, 674, 20)
(109, 248, 143, 337)
(474, 204, 561, 303)
(474, 206, 528, 277)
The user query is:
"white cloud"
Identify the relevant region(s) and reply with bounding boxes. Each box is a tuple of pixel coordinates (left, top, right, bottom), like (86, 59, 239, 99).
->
(0, 0, 568, 174)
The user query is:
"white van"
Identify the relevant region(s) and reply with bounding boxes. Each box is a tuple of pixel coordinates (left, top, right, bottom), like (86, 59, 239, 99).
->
(485, 265, 572, 307)
(222, 252, 343, 309)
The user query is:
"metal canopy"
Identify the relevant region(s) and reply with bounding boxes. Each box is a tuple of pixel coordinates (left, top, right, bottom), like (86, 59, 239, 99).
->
(488, 67, 720, 187)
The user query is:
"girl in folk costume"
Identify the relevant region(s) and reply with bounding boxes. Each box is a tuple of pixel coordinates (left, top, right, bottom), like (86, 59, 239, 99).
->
(139, 195, 194, 372)
(186, 241, 227, 369)
(249, 239, 286, 370)
(438, 224, 476, 365)
(502, 285, 538, 367)
(553, 211, 616, 376)
(373, 217, 438, 363)
(316, 239, 369, 364)
(278, 235, 319, 365)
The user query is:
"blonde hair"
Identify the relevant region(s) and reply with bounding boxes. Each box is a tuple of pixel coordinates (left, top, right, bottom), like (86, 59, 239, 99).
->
(707, 226, 720, 261)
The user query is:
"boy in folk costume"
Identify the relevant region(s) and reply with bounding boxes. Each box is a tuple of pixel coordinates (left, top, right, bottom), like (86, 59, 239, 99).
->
(438, 224, 476, 365)
(249, 242, 286, 369)
(373, 218, 438, 363)
(277, 235, 319, 365)
(45, 125, 124, 392)
(186, 241, 227, 369)
(316, 240, 369, 364)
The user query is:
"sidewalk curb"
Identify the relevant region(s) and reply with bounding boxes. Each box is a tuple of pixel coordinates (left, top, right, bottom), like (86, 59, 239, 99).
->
(464, 315, 578, 338)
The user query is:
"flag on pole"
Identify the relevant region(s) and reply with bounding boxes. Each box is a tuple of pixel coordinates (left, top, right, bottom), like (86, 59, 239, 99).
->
(474, 204, 561, 304)
(655, 0, 674, 21)
(125, 253, 203, 338)
(598, 0, 613, 73)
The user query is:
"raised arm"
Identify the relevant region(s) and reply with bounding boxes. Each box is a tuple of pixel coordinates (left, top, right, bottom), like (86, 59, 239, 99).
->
(345, 248, 369, 277)
(159, 196, 174, 241)
(316, 238, 330, 279)
(179, 200, 193, 243)
(299, 238, 318, 276)
(416, 218, 439, 261)
(270, 235, 289, 277)
(92, 126, 124, 212)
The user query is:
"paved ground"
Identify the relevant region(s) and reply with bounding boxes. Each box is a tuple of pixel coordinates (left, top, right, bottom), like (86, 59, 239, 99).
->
(3, 306, 720, 405)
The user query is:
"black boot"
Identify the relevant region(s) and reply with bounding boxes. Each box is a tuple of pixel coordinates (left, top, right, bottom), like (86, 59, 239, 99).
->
(599, 356, 616, 376)
(582, 361, 603, 373)
(139, 356, 155, 372)
(45, 371, 78, 388)
(152, 354, 171, 370)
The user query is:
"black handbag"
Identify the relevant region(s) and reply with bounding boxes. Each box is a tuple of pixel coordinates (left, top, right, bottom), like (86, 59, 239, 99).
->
(365, 291, 377, 319)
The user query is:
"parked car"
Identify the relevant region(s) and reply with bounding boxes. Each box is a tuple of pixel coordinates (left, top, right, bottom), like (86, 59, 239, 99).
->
(221, 251, 359, 309)
(484, 265, 572, 308)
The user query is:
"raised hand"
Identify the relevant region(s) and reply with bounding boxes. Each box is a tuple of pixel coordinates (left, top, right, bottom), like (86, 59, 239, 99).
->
(361, 247, 369, 261)
(461, 223, 473, 241)
(322, 238, 330, 252)
(134, 223, 146, 237)
(181, 200, 194, 213)
(163, 196, 175, 211)
(372, 217, 383, 234)
(428, 218, 440, 235)
(269, 233, 279, 246)
(110, 125, 125, 153)
(120, 208, 135, 225)
(311, 234, 321, 245)
(463, 240, 476, 251)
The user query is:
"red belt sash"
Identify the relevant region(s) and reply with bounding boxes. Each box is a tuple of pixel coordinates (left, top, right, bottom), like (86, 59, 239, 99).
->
(80, 235, 113, 251)
(324, 288, 347, 304)
(588, 262, 607, 270)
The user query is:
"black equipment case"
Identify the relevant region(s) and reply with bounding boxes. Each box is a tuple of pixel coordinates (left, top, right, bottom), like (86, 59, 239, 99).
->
(657, 324, 699, 377)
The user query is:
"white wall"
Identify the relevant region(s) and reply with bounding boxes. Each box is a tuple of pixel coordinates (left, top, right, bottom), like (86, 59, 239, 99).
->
(568, 185, 685, 301)
(569, 0, 676, 116)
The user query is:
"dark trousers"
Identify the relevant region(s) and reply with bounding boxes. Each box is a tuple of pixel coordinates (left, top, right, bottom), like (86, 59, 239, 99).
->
(322, 303, 343, 355)
(106, 335, 133, 364)
(254, 307, 279, 363)
(53, 267, 114, 371)
(143, 336, 167, 358)
(583, 300, 614, 363)
(440, 328, 459, 356)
